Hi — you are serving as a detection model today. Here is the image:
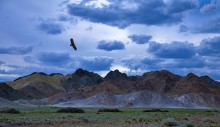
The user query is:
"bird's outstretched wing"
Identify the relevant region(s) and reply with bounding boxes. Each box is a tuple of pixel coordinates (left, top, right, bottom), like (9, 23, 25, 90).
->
(70, 38, 77, 50)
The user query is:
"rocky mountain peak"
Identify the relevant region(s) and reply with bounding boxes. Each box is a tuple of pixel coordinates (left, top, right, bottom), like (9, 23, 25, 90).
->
(64, 68, 103, 89)
(74, 68, 91, 76)
(104, 69, 127, 80)
(185, 73, 199, 79)
(31, 72, 47, 76)
(142, 70, 180, 79)
(49, 73, 63, 76)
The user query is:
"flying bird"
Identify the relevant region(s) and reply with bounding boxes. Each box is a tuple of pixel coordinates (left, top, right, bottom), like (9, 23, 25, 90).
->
(70, 38, 77, 50)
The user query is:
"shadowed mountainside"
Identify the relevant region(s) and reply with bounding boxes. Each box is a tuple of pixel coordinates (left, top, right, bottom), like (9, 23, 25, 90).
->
(0, 82, 30, 101)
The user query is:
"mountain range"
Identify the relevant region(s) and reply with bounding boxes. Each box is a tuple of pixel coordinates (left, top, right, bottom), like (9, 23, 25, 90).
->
(1, 68, 220, 108)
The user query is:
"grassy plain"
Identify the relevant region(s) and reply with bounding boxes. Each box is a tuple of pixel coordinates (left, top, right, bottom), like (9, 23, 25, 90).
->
(0, 107, 219, 127)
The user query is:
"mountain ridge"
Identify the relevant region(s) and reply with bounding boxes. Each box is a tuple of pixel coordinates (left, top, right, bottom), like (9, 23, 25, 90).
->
(1, 68, 220, 108)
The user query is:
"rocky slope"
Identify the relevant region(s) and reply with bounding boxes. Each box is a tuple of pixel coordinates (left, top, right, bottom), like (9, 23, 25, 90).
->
(8, 72, 65, 90)
(0, 97, 20, 108)
(176, 93, 220, 108)
(170, 73, 220, 96)
(55, 90, 185, 108)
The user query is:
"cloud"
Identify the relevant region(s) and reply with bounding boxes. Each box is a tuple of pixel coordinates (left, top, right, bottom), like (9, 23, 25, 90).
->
(24, 51, 113, 71)
(58, 14, 78, 24)
(97, 40, 125, 51)
(77, 56, 114, 71)
(179, 25, 188, 32)
(147, 41, 196, 59)
(0, 74, 20, 82)
(122, 57, 164, 70)
(167, 57, 206, 68)
(198, 36, 220, 57)
(0, 65, 72, 81)
(0, 46, 32, 55)
(25, 52, 71, 67)
(200, 0, 218, 14)
(166, 0, 198, 14)
(128, 35, 152, 44)
(36, 52, 71, 66)
(37, 21, 65, 35)
(0, 56, 113, 81)
(194, 17, 220, 33)
(67, 0, 189, 28)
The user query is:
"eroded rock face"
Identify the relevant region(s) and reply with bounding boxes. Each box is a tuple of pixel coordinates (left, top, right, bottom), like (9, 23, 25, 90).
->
(176, 93, 220, 108)
(54, 90, 185, 108)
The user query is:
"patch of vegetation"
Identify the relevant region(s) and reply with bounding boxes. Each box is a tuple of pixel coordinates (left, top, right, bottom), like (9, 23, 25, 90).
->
(0, 108, 20, 114)
(205, 110, 219, 113)
(143, 108, 169, 112)
(163, 117, 178, 126)
(185, 122, 194, 127)
(57, 107, 85, 113)
(98, 108, 122, 112)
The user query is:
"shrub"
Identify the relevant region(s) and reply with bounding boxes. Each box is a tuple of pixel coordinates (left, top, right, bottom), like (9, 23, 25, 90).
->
(57, 107, 85, 113)
(98, 108, 122, 112)
(0, 108, 20, 114)
(163, 117, 178, 126)
(143, 109, 169, 112)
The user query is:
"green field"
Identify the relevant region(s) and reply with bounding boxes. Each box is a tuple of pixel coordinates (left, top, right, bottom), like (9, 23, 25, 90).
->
(0, 107, 219, 127)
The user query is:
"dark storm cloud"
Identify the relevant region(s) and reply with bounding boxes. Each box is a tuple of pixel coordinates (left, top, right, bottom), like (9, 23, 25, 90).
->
(0, 46, 32, 55)
(179, 25, 188, 32)
(36, 52, 71, 66)
(128, 35, 152, 44)
(66, 0, 194, 28)
(198, 36, 220, 57)
(147, 41, 195, 59)
(194, 17, 220, 33)
(37, 21, 65, 35)
(78, 56, 114, 71)
(97, 40, 125, 51)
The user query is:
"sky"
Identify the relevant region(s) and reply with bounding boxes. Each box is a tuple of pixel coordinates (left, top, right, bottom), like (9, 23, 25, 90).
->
(0, 0, 220, 81)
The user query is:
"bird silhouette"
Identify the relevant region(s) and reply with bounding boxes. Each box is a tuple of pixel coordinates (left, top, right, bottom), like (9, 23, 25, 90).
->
(70, 38, 77, 50)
